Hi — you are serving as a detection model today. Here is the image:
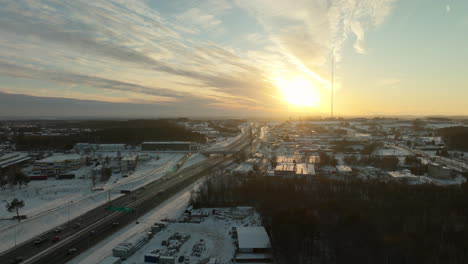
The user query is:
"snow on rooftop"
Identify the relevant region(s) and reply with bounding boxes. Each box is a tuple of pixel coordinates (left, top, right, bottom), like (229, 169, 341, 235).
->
(296, 163, 315, 175)
(237, 226, 271, 250)
(38, 153, 82, 163)
(336, 165, 352, 173)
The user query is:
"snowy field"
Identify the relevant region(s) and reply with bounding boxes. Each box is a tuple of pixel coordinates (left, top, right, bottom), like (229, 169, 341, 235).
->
(0, 153, 184, 253)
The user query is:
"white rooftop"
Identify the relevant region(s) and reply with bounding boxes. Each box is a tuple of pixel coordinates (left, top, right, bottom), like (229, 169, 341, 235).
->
(237, 226, 271, 249)
(38, 154, 82, 163)
(336, 165, 352, 172)
(296, 163, 315, 175)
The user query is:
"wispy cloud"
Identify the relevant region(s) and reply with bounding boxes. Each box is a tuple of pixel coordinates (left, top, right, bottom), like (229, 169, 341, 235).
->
(0, 0, 397, 116)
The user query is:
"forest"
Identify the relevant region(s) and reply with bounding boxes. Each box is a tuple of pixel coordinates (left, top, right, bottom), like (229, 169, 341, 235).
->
(192, 172, 468, 264)
(12, 119, 206, 150)
(438, 126, 468, 151)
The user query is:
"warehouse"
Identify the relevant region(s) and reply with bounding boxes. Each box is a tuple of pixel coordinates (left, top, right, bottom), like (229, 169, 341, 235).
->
(141, 142, 195, 152)
(32, 153, 82, 177)
(236, 226, 273, 263)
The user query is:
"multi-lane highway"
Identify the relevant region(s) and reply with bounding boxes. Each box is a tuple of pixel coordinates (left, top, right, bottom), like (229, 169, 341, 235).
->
(0, 132, 250, 264)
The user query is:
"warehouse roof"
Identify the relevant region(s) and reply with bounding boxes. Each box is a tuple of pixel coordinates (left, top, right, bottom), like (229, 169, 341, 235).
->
(38, 154, 82, 163)
(237, 226, 271, 249)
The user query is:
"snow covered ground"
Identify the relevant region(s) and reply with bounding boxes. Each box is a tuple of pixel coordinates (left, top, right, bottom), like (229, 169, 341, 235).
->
(68, 181, 202, 264)
(179, 153, 207, 170)
(0, 153, 184, 253)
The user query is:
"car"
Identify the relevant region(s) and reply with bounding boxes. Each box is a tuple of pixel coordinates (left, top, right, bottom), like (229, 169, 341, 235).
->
(72, 222, 81, 229)
(90, 230, 96, 236)
(112, 222, 119, 227)
(9, 257, 23, 264)
(34, 237, 46, 245)
(54, 227, 64, 233)
(52, 236, 61, 242)
(66, 248, 77, 255)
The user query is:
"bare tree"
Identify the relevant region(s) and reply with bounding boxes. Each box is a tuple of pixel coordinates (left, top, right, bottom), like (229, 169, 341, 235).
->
(5, 198, 25, 222)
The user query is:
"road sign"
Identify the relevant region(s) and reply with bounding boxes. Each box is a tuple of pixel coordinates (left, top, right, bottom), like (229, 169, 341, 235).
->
(106, 206, 132, 212)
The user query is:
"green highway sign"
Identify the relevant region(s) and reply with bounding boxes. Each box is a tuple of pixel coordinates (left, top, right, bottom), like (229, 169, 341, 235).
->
(106, 206, 132, 212)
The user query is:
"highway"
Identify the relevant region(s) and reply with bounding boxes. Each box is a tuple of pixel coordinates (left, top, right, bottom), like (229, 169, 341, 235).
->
(0, 131, 250, 264)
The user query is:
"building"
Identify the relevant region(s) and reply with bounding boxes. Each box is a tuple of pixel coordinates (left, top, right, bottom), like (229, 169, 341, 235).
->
(32, 154, 82, 177)
(0, 152, 31, 171)
(428, 163, 454, 179)
(336, 165, 353, 176)
(274, 164, 296, 178)
(295, 163, 315, 178)
(121, 155, 138, 172)
(235, 226, 273, 263)
(141, 142, 196, 152)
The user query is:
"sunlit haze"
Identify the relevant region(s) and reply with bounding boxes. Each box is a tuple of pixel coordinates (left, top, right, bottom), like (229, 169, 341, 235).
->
(0, 0, 467, 117)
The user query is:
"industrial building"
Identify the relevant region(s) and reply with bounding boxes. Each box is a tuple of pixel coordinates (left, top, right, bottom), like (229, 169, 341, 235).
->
(428, 163, 454, 179)
(32, 153, 82, 178)
(235, 226, 273, 263)
(141, 142, 196, 152)
(0, 152, 31, 171)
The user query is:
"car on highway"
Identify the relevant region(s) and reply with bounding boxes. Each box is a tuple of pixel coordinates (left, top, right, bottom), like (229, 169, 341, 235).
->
(9, 257, 23, 264)
(112, 222, 119, 227)
(66, 248, 77, 255)
(51, 236, 61, 242)
(90, 230, 96, 236)
(34, 237, 46, 245)
(72, 222, 81, 229)
(54, 226, 64, 233)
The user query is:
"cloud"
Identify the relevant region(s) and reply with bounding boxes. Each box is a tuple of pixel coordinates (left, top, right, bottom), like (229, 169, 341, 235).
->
(0, 0, 398, 117)
(176, 8, 223, 33)
(235, 0, 396, 63)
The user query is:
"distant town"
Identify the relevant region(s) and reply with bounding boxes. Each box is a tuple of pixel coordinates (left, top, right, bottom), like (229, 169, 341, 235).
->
(1, 117, 468, 264)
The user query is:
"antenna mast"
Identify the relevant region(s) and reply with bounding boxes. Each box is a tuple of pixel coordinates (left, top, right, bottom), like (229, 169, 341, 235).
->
(331, 57, 334, 119)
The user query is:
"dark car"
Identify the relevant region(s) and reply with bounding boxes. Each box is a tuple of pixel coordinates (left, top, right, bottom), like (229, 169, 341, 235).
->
(9, 257, 23, 264)
(34, 237, 46, 245)
(90, 230, 96, 236)
(112, 222, 119, 227)
(52, 236, 61, 242)
(66, 248, 77, 255)
(72, 222, 81, 229)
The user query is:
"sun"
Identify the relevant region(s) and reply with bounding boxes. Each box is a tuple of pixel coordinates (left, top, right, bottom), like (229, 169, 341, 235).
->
(274, 76, 320, 108)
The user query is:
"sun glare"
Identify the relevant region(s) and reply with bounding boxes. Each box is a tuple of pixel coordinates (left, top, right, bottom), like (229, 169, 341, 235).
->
(275, 76, 320, 108)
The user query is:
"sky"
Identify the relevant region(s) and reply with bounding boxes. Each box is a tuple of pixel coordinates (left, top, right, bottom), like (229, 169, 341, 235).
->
(0, 0, 467, 118)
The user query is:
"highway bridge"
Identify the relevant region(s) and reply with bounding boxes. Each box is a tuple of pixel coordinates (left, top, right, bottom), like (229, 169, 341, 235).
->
(0, 132, 250, 264)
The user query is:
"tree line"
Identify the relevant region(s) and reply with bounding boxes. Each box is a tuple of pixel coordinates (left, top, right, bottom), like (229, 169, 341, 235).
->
(192, 172, 468, 264)
(13, 119, 206, 151)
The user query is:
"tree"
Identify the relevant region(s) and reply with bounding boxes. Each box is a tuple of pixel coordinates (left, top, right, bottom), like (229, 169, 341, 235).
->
(413, 119, 425, 131)
(5, 198, 25, 222)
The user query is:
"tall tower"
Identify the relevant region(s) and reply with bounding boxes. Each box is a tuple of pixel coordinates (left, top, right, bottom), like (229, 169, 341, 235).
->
(331, 57, 334, 119)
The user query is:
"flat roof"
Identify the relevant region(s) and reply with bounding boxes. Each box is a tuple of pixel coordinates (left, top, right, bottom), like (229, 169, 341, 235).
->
(142, 141, 192, 144)
(38, 154, 82, 163)
(237, 226, 271, 249)
(0, 153, 31, 168)
(274, 164, 296, 172)
(336, 165, 352, 172)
